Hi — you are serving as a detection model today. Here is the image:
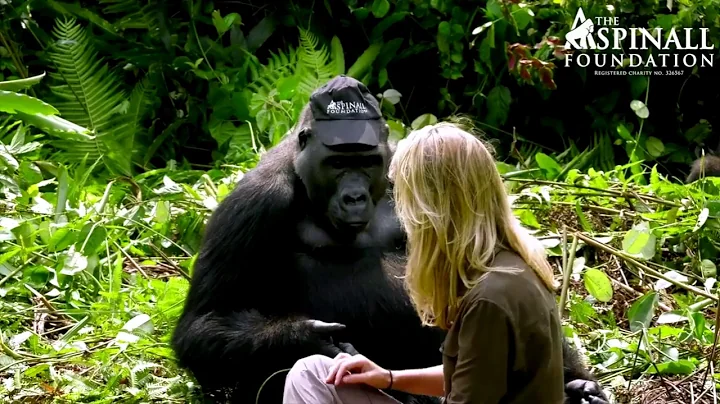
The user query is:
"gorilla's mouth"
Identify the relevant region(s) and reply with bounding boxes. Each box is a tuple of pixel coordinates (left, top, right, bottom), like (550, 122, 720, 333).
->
(344, 221, 369, 230)
(330, 217, 370, 233)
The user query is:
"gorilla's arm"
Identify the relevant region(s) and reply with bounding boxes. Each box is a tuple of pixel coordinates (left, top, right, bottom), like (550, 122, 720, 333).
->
(171, 149, 339, 392)
(563, 339, 608, 404)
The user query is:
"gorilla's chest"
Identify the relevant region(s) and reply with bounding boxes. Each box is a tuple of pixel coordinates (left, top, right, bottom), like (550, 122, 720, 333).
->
(290, 214, 409, 322)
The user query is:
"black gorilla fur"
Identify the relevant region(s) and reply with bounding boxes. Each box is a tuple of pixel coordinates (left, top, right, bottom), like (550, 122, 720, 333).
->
(687, 154, 720, 183)
(171, 105, 607, 404)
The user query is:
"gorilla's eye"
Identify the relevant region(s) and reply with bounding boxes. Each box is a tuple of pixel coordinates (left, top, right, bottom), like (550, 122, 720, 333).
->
(362, 155, 384, 168)
(327, 157, 346, 169)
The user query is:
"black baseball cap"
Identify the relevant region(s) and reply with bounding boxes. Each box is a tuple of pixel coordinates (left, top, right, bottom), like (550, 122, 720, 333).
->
(309, 75, 385, 147)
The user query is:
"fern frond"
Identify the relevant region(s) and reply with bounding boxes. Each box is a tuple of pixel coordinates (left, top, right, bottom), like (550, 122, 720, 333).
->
(296, 28, 339, 96)
(99, 0, 160, 31)
(47, 18, 126, 132)
(46, 18, 132, 175)
(246, 47, 300, 97)
(111, 76, 154, 158)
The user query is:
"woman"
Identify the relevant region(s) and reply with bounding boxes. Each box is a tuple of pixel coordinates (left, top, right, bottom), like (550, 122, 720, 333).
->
(283, 122, 565, 404)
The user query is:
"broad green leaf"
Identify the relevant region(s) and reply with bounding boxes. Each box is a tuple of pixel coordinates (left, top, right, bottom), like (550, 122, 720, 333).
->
(535, 153, 562, 179)
(0, 73, 46, 91)
(411, 113, 438, 130)
(13, 111, 93, 139)
(0, 90, 59, 115)
(154, 201, 171, 223)
(224, 13, 241, 28)
(684, 120, 712, 143)
(689, 311, 706, 342)
(486, 85, 511, 126)
(616, 123, 634, 141)
(701, 259, 717, 278)
(705, 200, 720, 217)
(330, 36, 345, 75)
(370, 12, 409, 40)
(378, 68, 388, 87)
(486, 0, 503, 18)
(516, 209, 541, 228)
(19, 161, 43, 184)
(628, 292, 658, 332)
(59, 250, 88, 276)
(212, 11, 241, 36)
(48, 226, 77, 252)
(630, 99, 650, 119)
(646, 136, 664, 157)
(622, 222, 656, 260)
(382, 89, 402, 105)
(645, 359, 696, 375)
(371, 0, 391, 18)
(347, 43, 383, 80)
(76, 223, 108, 256)
(513, 9, 533, 30)
(387, 120, 406, 141)
(583, 268, 614, 302)
(24, 265, 51, 288)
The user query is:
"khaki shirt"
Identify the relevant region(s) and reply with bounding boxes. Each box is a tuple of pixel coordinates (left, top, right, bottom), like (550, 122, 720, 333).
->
(440, 250, 564, 404)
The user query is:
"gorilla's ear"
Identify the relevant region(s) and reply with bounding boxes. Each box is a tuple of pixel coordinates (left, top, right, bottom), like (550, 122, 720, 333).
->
(298, 128, 312, 150)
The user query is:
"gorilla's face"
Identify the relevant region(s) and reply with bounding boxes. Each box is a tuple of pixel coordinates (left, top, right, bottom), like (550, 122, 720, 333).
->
(295, 129, 389, 234)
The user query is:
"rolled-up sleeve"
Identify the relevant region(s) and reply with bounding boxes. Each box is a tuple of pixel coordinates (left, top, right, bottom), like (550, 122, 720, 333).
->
(445, 298, 513, 404)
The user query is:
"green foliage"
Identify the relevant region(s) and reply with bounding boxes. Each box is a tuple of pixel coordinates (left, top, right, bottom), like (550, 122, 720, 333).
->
(583, 268, 614, 303)
(45, 18, 150, 176)
(0, 121, 234, 401)
(0, 74, 92, 139)
(1, 0, 720, 399)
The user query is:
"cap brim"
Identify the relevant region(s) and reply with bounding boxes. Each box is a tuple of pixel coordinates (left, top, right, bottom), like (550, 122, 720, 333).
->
(312, 119, 382, 147)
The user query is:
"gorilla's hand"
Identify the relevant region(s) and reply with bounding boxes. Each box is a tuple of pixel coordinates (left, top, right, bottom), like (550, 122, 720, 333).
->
(337, 342, 360, 356)
(305, 319, 347, 357)
(565, 379, 608, 404)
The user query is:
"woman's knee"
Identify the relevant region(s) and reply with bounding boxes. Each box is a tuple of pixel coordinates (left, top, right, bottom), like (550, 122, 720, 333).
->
(288, 354, 334, 381)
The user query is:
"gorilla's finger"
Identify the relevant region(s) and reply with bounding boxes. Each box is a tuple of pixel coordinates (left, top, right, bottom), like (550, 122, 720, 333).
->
(564, 379, 589, 399)
(580, 381, 607, 401)
(338, 342, 360, 355)
(318, 341, 343, 358)
(306, 319, 347, 333)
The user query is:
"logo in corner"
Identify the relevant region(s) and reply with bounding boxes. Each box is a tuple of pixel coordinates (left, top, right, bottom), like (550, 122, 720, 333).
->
(560, 7, 715, 75)
(564, 7, 596, 50)
(326, 100, 368, 115)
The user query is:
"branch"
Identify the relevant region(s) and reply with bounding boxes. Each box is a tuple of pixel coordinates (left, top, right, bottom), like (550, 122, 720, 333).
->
(576, 233, 718, 302)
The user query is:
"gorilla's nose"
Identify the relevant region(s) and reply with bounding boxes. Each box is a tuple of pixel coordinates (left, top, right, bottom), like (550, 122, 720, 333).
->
(341, 189, 369, 209)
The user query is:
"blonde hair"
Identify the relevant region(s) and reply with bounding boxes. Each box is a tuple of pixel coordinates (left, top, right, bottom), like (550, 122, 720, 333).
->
(389, 122, 557, 330)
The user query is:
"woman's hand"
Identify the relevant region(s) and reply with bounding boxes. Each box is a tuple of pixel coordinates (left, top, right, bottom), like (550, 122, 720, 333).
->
(325, 353, 392, 389)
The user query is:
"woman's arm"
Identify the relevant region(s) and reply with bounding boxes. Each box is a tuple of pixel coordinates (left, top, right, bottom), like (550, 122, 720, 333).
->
(326, 355, 445, 397)
(389, 364, 445, 397)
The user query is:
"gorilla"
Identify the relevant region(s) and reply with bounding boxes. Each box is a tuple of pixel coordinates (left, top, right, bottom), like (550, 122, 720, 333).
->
(687, 153, 720, 183)
(171, 75, 608, 404)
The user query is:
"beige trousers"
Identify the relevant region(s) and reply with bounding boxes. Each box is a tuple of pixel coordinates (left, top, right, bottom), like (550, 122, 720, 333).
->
(283, 354, 403, 404)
